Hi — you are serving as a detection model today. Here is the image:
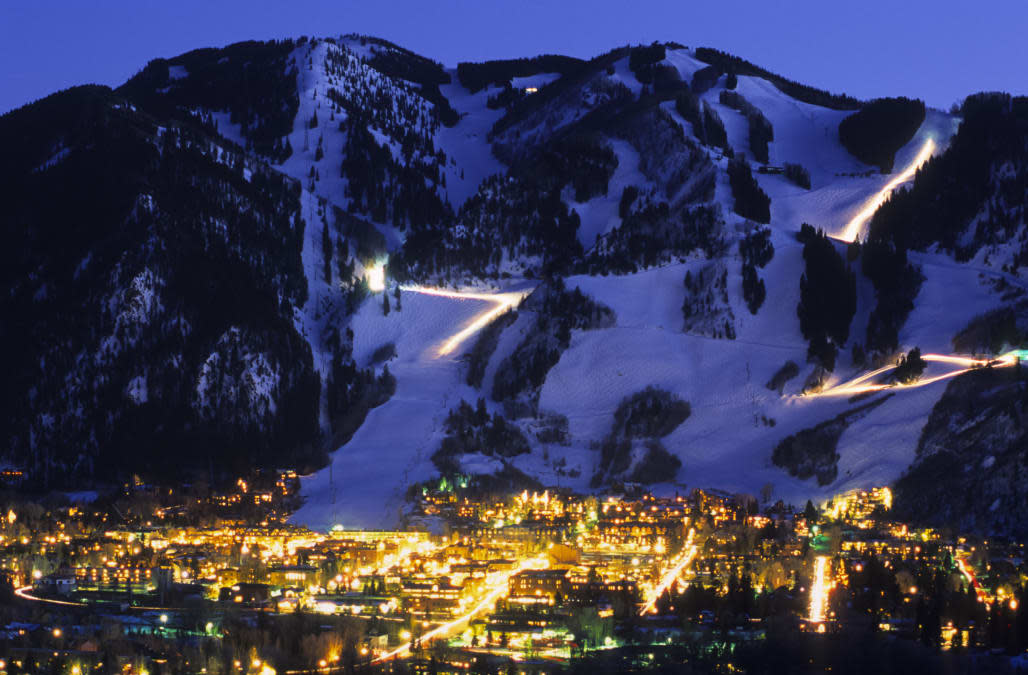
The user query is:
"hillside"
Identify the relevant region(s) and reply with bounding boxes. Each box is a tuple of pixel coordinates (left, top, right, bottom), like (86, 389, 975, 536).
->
(2, 36, 1026, 533)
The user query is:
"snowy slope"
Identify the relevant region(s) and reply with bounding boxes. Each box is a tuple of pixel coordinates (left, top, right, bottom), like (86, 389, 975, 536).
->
(436, 73, 506, 206)
(292, 282, 533, 529)
(293, 289, 499, 529)
(281, 42, 1015, 529)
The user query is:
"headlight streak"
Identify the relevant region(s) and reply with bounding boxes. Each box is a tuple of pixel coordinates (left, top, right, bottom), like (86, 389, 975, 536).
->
(639, 528, 697, 616)
(373, 556, 548, 663)
(808, 555, 829, 624)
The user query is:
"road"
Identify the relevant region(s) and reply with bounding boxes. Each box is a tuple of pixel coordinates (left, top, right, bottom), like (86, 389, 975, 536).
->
(639, 527, 698, 615)
(808, 555, 830, 624)
(807, 352, 1017, 399)
(372, 555, 549, 663)
(837, 138, 937, 243)
(400, 285, 531, 357)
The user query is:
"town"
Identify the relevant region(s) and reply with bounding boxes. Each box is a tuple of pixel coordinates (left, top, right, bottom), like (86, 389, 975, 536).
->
(1, 473, 1026, 674)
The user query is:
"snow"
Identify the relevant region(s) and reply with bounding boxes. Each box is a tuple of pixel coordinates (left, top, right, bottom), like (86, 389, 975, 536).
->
(664, 49, 712, 83)
(34, 146, 69, 172)
(571, 138, 646, 248)
(510, 73, 561, 91)
(437, 71, 506, 206)
(290, 190, 347, 433)
(274, 41, 504, 249)
(268, 41, 1010, 527)
(208, 111, 247, 148)
(168, 65, 189, 80)
(195, 327, 280, 417)
(757, 104, 958, 237)
(609, 57, 643, 98)
(292, 285, 529, 530)
(125, 375, 148, 405)
(63, 491, 99, 504)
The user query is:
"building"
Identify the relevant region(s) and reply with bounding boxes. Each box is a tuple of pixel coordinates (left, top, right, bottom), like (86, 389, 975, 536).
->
(509, 569, 569, 605)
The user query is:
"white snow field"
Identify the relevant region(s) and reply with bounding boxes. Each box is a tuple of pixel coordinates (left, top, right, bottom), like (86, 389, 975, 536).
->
(286, 45, 1008, 529)
(292, 284, 530, 530)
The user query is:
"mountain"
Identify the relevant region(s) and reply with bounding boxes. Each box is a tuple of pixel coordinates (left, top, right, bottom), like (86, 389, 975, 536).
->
(2, 35, 1026, 533)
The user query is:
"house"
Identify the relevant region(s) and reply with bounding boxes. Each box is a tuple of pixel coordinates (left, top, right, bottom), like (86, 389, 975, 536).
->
(36, 571, 77, 596)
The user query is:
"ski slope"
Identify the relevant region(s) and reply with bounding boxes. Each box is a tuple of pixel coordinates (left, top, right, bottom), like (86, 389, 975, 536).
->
(287, 45, 1013, 530)
(292, 283, 531, 530)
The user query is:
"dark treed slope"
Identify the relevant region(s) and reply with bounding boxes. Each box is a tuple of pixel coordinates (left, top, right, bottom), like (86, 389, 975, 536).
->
(894, 367, 1028, 538)
(119, 39, 300, 161)
(838, 97, 926, 172)
(867, 93, 1028, 258)
(351, 35, 460, 126)
(797, 224, 856, 371)
(457, 55, 586, 93)
(0, 86, 322, 486)
(862, 93, 1027, 355)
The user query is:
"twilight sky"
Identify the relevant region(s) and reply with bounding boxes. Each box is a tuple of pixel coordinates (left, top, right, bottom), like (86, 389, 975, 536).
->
(2, 0, 1025, 115)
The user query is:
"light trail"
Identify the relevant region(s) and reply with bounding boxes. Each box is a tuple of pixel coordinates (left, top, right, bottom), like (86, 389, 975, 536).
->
(807, 352, 1017, 399)
(808, 555, 830, 624)
(14, 585, 83, 607)
(838, 138, 937, 243)
(372, 555, 548, 663)
(639, 527, 697, 615)
(401, 285, 530, 357)
(956, 557, 986, 601)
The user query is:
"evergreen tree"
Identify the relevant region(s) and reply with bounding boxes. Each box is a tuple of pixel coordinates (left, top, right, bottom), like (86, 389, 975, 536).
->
(804, 499, 819, 523)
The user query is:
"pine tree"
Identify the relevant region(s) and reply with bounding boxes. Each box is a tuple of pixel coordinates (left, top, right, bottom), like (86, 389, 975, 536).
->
(804, 499, 819, 524)
(382, 291, 390, 316)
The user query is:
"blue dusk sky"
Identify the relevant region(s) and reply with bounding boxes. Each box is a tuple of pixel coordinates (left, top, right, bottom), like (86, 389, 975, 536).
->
(2, 0, 1025, 114)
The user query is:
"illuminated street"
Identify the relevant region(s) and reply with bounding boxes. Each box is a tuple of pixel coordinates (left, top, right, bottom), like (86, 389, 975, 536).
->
(639, 528, 698, 615)
(808, 555, 830, 624)
(373, 555, 549, 663)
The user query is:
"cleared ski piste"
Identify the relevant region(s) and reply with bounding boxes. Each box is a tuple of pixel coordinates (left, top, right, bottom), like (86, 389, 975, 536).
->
(809, 352, 1018, 398)
(291, 283, 532, 531)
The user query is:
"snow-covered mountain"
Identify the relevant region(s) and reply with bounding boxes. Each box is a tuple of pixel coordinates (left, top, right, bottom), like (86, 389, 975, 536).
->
(3, 36, 1026, 535)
